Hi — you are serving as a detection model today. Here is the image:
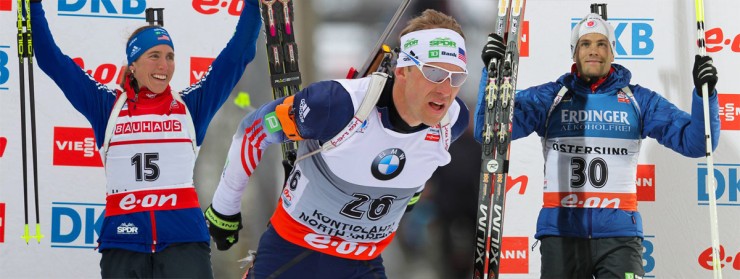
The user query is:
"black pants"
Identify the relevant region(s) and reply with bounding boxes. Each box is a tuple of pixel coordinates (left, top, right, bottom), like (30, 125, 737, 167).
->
(100, 242, 213, 279)
(540, 236, 644, 279)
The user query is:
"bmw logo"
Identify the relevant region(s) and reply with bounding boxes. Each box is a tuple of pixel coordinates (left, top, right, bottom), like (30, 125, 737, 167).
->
(371, 148, 406, 180)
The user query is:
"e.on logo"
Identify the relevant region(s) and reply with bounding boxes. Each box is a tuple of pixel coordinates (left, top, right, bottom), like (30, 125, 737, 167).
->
(119, 193, 177, 211)
(718, 94, 740, 130)
(500, 236, 529, 274)
(636, 164, 655, 202)
(73, 57, 126, 87)
(193, 0, 244, 16)
(698, 245, 740, 270)
(53, 127, 102, 167)
(705, 27, 740, 53)
(190, 57, 215, 85)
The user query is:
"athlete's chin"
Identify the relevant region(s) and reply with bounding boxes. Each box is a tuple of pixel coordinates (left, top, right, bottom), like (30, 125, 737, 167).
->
(581, 68, 609, 79)
(149, 86, 168, 94)
(421, 115, 446, 126)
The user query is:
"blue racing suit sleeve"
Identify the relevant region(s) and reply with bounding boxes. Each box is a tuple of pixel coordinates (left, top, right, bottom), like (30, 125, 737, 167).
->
(31, 2, 117, 147)
(292, 81, 355, 142)
(637, 86, 720, 157)
(235, 80, 355, 148)
(180, 0, 262, 146)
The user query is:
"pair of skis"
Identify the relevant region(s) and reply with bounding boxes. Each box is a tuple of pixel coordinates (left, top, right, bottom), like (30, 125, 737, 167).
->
(473, 0, 526, 278)
(16, 0, 43, 244)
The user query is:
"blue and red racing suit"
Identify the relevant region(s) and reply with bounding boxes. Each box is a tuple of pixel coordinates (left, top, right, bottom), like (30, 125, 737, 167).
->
(30, 1, 262, 253)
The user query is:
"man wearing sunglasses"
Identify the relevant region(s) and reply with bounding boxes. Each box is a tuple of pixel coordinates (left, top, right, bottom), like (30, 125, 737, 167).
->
(474, 13, 720, 278)
(204, 9, 470, 278)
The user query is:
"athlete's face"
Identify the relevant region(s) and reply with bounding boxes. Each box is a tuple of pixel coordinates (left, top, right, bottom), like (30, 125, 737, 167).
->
(129, 45, 175, 94)
(393, 62, 463, 127)
(574, 33, 614, 82)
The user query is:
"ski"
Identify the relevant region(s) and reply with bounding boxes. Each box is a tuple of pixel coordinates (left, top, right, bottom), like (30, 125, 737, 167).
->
(473, 0, 526, 278)
(346, 0, 414, 78)
(258, 0, 302, 172)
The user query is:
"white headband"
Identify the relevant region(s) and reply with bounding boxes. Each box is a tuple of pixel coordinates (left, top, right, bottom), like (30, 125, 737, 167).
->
(397, 28, 467, 71)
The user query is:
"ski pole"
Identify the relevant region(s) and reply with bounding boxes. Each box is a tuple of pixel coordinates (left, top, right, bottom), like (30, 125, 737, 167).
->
(590, 3, 607, 20)
(694, 0, 721, 278)
(16, 0, 31, 244)
(17, 0, 43, 244)
(145, 8, 165, 26)
(348, 0, 413, 79)
(25, 0, 43, 244)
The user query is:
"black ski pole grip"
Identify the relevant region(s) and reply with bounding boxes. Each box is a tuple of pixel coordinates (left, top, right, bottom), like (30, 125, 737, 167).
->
(146, 8, 165, 26)
(590, 3, 608, 20)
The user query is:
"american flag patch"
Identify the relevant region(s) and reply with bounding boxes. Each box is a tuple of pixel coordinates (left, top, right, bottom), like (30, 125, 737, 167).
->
(458, 47, 467, 63)
(617, 91, 630, 104)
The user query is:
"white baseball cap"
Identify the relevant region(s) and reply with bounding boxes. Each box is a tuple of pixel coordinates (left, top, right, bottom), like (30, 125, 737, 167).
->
(570, 13, 616, 58)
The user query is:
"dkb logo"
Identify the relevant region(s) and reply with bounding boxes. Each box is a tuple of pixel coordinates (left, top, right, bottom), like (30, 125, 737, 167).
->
(58, 0, 146, 19)
(51, 202, 105, 249)
(697, 163, 740, 206)
(0, 45, 10, 91)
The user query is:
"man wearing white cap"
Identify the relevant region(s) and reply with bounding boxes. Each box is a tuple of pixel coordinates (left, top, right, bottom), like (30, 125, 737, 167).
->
(475, 13, 720, 278)
(205, 9, 470, 278)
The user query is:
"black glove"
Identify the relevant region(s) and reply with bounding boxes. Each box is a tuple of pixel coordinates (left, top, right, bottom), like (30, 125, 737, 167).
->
(481, 33, 506, 66)
(693, 55, 718, 97)
(205, 205, 243, 251)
